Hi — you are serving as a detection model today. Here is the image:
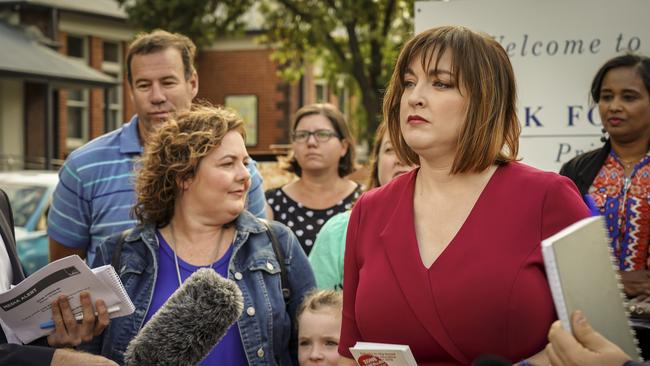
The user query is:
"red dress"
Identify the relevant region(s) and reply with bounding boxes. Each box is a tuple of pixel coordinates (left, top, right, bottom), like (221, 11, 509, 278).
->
(339, 163, 590, 365)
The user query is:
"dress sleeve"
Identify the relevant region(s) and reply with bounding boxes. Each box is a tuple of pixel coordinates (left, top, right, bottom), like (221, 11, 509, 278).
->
(541, 174, 590, 240)
(338, 195, 365, 358)
(308, 212, 349, 290)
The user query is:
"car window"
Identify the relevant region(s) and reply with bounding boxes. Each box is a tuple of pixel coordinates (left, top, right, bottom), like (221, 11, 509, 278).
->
(1, 184, 47, 228)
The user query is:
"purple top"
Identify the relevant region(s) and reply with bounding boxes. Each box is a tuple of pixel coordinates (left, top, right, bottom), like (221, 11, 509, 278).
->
(144, 230, 248, 366)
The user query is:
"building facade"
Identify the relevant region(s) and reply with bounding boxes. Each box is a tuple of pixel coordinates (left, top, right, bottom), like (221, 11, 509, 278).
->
(0, 0, 344, 170)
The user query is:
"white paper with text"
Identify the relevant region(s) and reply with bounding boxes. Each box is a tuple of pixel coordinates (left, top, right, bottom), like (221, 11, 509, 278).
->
(0, 255, 128, 343)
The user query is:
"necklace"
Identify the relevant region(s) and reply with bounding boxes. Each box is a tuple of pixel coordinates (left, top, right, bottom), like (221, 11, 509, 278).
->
(168, 223, 229, 287)
(619, 154, 648, 170)
(620, 159, 639, 169)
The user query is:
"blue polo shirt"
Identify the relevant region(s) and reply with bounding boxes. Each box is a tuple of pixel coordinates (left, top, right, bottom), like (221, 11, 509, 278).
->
(48, 116, 266, 264)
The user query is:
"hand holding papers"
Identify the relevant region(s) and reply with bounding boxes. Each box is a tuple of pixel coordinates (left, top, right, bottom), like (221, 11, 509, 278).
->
(0, 255, 134, 344)
(541, 216, 641, 360)
(45, 292, 111, 347)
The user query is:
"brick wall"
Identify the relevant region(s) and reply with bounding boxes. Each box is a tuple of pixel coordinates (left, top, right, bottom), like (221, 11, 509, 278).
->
(196, 48, 297, 156)
(88, 36, 104, 139)
(56, 34, 132, 156)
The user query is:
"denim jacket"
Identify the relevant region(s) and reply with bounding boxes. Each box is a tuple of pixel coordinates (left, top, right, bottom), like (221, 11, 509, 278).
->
(85, 210, 315, 365)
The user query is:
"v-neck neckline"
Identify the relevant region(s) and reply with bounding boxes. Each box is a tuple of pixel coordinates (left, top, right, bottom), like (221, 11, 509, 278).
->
(412, 164, 503, 271)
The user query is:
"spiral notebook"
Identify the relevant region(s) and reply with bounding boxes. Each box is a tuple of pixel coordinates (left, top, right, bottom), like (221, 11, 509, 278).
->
(542, 216, 641, 360)
(92, 265, 135, 318)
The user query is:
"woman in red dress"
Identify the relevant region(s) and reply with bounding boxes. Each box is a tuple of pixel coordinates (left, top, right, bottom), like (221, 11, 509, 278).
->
(337, 26, 590, 365)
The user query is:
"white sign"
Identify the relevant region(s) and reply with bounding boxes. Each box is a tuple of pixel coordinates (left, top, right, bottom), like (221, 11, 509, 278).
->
(415, 0, 650, 171)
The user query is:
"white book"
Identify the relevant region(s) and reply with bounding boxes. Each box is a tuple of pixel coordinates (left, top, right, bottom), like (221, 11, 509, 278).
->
(0, 255, 134, 343)
(350, 342, 417, 366)
(542, 216, 640, 360)
(92, 265, 135, 318)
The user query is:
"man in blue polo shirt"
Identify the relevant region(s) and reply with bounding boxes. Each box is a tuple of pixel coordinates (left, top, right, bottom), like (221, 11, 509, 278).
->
(47, 30, 267, 264)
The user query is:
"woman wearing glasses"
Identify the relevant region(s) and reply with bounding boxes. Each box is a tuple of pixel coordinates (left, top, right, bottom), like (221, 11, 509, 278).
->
(266, 103, 361, 255)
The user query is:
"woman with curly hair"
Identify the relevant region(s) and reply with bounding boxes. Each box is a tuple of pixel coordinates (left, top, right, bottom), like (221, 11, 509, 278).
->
(86, 104, 315, 365)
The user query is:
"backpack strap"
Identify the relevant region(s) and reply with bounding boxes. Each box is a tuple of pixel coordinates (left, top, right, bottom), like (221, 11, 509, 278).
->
(111, 229, 132, 271)
(260, 220, 291, 301)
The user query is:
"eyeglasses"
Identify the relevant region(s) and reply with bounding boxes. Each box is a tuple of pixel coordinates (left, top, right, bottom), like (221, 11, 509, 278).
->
(292, 129, 340, 143)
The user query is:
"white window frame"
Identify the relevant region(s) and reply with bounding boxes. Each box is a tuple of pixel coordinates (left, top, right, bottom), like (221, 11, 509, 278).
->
(314, 79, 328, 103)
(66, 89, 90, 151)
(65, 34, 90, 152)
(101, 39, 123, 131)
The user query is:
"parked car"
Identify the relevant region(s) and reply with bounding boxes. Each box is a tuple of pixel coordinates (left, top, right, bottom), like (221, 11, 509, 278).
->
(0, 171, 58, 275)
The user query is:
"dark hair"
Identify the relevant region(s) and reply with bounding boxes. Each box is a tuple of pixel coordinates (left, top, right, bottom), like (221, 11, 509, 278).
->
(591, 53, 650, 103)
(284, 103, 356, 177)
(126, 29, 197, 85)
(133, 104, 245, 227)
(384, 25, 520, 174)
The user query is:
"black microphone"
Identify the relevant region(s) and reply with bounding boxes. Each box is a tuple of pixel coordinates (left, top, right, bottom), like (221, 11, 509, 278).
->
(472, 355, 513, 366)
(124, 268, 244, 366)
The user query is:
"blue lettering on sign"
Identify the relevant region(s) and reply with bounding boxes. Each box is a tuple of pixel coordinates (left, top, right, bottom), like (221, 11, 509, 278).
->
(568, 105, 582, 126)
(556, 143, 571, 162)
(568, 105, 601, 127)
(524, 106, 543, 127)
(555, 141, 600, 163)
(587, 107, 599, 126)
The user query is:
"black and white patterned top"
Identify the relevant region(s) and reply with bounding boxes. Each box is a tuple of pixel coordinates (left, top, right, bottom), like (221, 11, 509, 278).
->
(265, 184, 362, 255)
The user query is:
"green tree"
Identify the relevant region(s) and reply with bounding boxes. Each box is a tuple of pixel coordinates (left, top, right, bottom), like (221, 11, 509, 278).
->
(116, 0, 253, 49)
(116, 0, 414, 144)
(259, 0, 414, 144)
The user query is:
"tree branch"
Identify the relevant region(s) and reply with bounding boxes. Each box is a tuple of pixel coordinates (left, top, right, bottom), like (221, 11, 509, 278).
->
(275, 0, 348, 66)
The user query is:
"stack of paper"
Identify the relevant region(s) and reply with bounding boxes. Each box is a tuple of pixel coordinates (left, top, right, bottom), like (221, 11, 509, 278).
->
(0, 255, 134, 343)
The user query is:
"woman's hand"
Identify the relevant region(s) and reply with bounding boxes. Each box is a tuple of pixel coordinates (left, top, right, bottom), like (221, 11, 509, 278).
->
(619, 270, 650, 297)
(545, 310, 630, 366)
(46, 292, 110, 347)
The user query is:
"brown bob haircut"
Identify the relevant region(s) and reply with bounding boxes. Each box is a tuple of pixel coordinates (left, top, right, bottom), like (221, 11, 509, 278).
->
(383, 25, 520, 174)
(284, 103, 357, 177)
(133, 104, 245, 227)
(126, 29, 197, 85)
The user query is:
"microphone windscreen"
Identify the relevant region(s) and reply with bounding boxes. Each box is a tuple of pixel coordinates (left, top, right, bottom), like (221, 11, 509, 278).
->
(472, 355, 513, 366)
(124, 268, 244, 366)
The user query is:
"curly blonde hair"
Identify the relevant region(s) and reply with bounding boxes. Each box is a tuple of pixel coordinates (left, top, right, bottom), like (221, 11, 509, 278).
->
(133, 104, 245, 227)
(296, 289, 342, 322)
